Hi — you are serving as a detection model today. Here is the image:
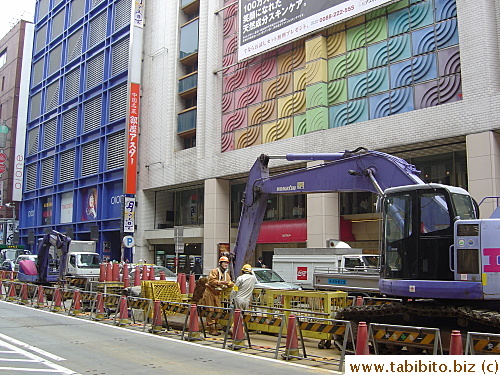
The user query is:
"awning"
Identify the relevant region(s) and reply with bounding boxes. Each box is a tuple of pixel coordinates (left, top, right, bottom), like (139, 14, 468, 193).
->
(257, 218, 307, 243)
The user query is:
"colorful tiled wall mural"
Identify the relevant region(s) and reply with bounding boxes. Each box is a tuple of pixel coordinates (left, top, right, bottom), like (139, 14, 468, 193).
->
(221, 0, 460, 152)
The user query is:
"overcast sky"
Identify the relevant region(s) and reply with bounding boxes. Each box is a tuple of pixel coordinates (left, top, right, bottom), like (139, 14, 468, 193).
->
(0, 0, 37, 40)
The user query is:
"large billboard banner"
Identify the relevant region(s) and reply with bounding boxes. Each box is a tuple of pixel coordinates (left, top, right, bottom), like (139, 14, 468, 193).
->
(238, 0, 395, 61)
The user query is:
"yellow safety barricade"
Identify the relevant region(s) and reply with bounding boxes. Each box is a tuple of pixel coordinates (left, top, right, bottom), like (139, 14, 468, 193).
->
(466, 332, 500, 354)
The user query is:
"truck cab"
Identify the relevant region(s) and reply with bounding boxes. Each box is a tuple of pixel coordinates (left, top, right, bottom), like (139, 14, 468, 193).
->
(66, 252, 101, 277)
(341, 254, 379, 273)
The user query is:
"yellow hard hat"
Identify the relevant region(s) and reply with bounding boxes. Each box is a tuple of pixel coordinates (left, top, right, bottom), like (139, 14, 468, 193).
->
(219, 256, 229, 263)
(241, 264, 252, 273)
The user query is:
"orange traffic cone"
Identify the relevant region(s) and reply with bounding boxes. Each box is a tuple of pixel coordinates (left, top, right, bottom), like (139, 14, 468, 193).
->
(112, 263, 120, 281)
(99, 264, 106, 282)
(106, 263, 113, 282)
(150, 300, 163, 333)
(36, 285, 45, 308)
(142, 265, 148, 281)
(52, 288, 63, 312)
(19, 283, 29, 305)
(449, 330, 463, 355)
(159, 271, 166, 280)
(355, 322, 370, 355)
(134, 265, 141, 286)
(231, 309, 246, 349)
(94, 293, 105, 321)
(71, 290, 82, 315)
(188, 273, 195, 295)
(179, 273, 186, 294)
(356, 296, 363, 305)
(186, 304, 201, 341)
(283, 315, 300, 359)
(7, 283, 17, 302)
(123, 264, 130, 288)
(117, 296, 129, 326)
(149, 266, 155, 280)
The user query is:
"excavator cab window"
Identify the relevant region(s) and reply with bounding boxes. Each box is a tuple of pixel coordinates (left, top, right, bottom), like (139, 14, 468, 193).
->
(382, 187, 456, 281)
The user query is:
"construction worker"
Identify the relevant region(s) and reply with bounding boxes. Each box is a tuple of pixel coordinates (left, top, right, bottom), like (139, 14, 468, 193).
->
(200, 256, 234, 335)
(230, 264, 256, 311)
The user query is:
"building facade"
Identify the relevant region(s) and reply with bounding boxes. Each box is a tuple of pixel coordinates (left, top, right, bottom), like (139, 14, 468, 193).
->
(18, 0, 142, 260)
(137, 0, 500, 274)
(0, 21, 33, 244)
(15, 0, 500, 272)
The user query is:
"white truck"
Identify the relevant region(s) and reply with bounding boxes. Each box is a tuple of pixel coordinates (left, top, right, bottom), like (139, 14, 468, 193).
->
(65, 240, 101, 279)
(272, 247, 380, 293)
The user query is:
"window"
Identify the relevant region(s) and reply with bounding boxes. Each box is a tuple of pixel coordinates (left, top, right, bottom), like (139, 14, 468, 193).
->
(174, 188, 204, 226)
(179, 19, 199, 59)
(0, 50, 6, 68)
(230, 190, 307, 225)
(183, 135, 196, 149)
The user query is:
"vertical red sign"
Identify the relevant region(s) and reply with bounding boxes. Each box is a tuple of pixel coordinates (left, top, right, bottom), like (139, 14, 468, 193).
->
(297, 266, 307, 280)
(125, 83, 140, 195)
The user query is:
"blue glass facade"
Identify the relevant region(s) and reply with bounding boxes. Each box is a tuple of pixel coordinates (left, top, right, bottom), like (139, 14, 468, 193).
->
(19, 0, 132, 259)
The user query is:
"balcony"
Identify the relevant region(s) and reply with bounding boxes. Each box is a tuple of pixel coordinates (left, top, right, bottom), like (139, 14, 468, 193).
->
(178, 72, 198, 98)
(177, 107, 196, 134)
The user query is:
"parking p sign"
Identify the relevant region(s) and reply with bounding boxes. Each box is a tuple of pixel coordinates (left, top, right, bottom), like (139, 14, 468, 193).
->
(122, 235, 135, 248)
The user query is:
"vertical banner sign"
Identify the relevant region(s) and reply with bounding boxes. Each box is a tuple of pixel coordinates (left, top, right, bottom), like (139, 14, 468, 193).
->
(125, 83, 140, 195)
(123, 196, 136, 233)
(124, 0, 144, 196)
(13, 23, 35, 201)
(238, 0, 395, 61)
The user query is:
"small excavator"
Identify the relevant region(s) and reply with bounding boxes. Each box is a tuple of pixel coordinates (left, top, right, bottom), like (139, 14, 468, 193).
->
(18, 230, 72, 285)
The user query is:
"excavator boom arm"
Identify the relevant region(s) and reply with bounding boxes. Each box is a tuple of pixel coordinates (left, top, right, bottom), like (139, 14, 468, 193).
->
(233, 149, 424, 275)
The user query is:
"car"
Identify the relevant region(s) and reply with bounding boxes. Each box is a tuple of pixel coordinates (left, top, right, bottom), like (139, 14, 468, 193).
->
(1, 260, 14, 271)
(14, 255, 38, 272)
(128, 265, 177, 282)
(252, 268, 301, 290)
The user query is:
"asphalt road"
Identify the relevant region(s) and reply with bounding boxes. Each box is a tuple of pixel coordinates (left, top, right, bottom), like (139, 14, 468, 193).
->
(0, 301, 334, 374)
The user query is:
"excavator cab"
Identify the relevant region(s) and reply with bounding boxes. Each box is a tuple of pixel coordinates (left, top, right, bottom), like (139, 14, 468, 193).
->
(379, 183, 480, 299)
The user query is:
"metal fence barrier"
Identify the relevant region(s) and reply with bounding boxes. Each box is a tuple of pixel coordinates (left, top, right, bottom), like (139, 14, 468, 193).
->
(465, 332, 500, 355)
(296, 315, 354, 371)
(369, 323, 443, 355)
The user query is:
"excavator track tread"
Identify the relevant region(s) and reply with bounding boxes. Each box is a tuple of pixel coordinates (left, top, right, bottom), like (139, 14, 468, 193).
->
(338, 300, 500, 330)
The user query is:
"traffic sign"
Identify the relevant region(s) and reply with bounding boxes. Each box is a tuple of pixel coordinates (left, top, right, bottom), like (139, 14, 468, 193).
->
(122, 235, 135, 248)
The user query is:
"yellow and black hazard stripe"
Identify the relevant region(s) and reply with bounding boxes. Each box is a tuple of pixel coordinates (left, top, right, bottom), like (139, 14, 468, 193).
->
(245, 314, 282, 327)
(200, 310, 230, 320)
(472, 338, 500, 353)
(80, 292, 94, 301)
(162, 303, 189, 314)
(103, 295, 120, 306)
(373, 329, 435, 346)
(128, 299, 150, 310)
(299, 321, 346, 335)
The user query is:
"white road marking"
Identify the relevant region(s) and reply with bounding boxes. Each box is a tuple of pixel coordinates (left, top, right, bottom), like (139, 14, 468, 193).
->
(0, 338, 78, 374)
(0, 332, 66, 361)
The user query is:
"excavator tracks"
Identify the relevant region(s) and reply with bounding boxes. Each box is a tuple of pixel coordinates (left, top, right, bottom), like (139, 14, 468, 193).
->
(338, 300, 500, 332)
